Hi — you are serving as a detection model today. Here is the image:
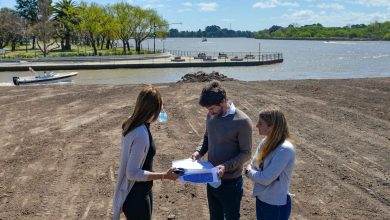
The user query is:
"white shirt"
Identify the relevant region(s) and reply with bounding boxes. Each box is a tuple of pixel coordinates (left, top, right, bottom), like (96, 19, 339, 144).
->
(222, 101, 236, 117)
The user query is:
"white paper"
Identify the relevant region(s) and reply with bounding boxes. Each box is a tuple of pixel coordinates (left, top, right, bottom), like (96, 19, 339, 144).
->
(172, 159, 219, 183)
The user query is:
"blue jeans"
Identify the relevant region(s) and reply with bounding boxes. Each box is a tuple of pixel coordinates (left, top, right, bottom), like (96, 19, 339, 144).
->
(256, 195, 291, 220)
(207, 176, 243, 220)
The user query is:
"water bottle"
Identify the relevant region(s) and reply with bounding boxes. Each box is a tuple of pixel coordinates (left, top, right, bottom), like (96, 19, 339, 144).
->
(158, 110, 168, 123)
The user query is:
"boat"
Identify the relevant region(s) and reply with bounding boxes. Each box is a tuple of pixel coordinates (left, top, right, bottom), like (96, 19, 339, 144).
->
(202, 37, 207, 42)
(12, 67, 78, 86)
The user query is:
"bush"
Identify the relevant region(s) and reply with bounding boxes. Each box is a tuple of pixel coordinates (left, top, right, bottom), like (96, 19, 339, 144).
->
(55, 52, 79, 57)
(16, 54, 35, 58)
(384, 33, 390, 40)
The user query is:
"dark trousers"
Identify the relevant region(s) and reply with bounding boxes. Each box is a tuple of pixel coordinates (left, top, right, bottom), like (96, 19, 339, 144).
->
(122, 187, 153, 220)
(207, 176, 243, 220)
(256, 195, 291, 220)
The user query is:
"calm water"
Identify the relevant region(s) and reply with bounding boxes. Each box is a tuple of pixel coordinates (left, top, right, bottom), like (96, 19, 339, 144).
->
(1, 38, 389, 85)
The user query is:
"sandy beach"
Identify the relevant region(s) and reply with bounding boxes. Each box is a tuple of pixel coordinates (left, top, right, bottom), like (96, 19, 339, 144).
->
(0, 78, 389, 219)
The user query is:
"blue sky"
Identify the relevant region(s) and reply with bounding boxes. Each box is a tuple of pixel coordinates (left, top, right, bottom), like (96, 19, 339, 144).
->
(1, 0, 390, 31)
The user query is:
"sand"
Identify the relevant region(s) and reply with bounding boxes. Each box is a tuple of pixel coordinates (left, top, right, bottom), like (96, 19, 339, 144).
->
(0, 78, 389, 220)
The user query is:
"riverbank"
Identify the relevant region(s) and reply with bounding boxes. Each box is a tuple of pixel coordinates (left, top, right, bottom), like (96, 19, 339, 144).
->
(0, 78, 389, 219)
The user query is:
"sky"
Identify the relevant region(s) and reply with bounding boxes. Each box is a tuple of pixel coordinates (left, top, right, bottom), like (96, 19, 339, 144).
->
(1, 0, 390, 31)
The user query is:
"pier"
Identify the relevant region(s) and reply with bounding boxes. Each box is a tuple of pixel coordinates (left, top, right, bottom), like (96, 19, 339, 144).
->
(0, 51, 283, 72)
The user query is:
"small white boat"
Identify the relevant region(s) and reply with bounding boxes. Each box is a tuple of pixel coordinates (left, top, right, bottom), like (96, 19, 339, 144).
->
(12, 67, 78, 86)
(202, 37, 207, 42)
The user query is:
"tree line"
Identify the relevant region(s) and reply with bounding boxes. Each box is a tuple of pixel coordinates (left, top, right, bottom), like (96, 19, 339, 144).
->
(252, 22, 390, 40)
(169, 25, 253, 38)
(168, 22, 390, 40)
(0, 0, 168, 56)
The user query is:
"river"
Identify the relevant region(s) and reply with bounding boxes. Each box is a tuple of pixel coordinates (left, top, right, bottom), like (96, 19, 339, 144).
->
(1, 38, 389, 85)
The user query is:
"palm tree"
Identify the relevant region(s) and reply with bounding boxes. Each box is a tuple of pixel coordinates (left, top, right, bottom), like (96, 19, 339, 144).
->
(53, 0, 77, 50)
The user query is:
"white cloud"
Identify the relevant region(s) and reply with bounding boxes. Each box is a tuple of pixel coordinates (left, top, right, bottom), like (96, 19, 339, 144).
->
(290, 10, 314, 18)
(283, 10, 390, 27)
(317, 3, 344, 11)
(353, 0, 390, 7)
(197, 2, 218, 11)
(253, 0, 299, 9)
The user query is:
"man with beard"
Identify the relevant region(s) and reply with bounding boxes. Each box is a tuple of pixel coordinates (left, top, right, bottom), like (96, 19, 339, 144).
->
(191, 80, 252, 220)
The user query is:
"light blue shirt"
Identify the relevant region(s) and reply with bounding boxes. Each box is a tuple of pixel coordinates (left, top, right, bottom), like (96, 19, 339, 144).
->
(246, 139, 296, 205)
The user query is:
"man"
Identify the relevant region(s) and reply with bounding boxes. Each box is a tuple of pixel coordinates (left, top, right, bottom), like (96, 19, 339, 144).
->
(191, 80, 252, 220)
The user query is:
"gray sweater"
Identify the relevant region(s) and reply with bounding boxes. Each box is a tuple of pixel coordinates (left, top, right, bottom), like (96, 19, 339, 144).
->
(197, 108, 252, 180)
(112, 124, 152, 220)
(247, 139, 296, 206)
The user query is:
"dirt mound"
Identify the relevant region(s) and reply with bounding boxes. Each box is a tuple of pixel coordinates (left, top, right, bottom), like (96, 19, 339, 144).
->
(177, 71, 235, 83)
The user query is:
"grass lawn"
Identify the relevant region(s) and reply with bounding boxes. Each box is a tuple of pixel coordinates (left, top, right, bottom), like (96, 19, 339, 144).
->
(1, 43, 157, 59)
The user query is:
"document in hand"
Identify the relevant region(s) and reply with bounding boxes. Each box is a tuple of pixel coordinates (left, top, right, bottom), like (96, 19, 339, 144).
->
(172, 159, 219, 184)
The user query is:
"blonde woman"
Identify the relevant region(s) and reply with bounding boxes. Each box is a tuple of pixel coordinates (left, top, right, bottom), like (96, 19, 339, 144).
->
(245, 109, 296, 220)
(112, 85, 179, 220)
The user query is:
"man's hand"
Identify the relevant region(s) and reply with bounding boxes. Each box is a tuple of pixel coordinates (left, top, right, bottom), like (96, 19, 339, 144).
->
(216, 165, 225, 178)
(191, 151, 202, 161)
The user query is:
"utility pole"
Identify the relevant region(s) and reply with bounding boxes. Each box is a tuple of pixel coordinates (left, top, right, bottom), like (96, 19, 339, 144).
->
(153, 23, 156, 53)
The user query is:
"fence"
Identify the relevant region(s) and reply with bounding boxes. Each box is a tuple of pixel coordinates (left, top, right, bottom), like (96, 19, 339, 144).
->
(164, 49, 283, 62)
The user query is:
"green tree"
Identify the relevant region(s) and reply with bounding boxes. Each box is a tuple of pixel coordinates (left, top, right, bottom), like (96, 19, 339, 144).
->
(99, 6, 117, 50)
(15, 0, 38, 49)
(271, 29, 286, 38)
(0, 8, 24, 50)
(53, 0, 77, 50)
(0, 8, 13, 48)
(34, 0, 59, 57)
(269, 25, 282, 33)
(205, 25, 222, 37)
(169, 28, 179, 37)
(111, 2, 135, 53)
(132, 7, 167, 53)
(74, 2, 105, 55)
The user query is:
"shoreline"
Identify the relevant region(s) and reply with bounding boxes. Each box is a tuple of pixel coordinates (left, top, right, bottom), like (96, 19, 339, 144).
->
(0, 78, 389, 219)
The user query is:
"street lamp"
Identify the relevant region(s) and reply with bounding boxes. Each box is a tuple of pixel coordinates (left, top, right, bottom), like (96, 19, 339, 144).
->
(153, 22, 182, 54)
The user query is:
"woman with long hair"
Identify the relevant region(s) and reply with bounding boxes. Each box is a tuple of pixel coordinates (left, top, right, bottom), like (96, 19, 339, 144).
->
(112, 85, 178, 220)
(245, 109, 296, 220)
